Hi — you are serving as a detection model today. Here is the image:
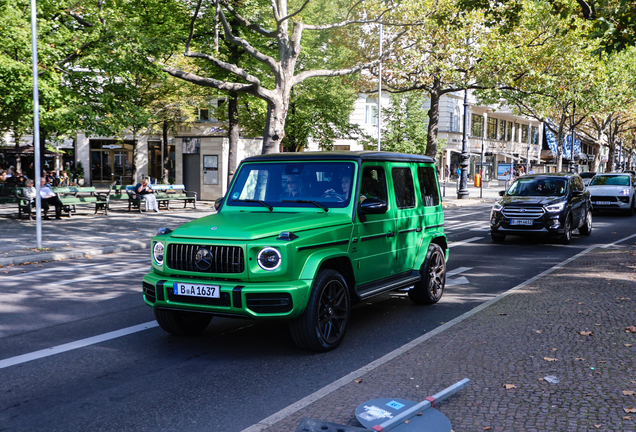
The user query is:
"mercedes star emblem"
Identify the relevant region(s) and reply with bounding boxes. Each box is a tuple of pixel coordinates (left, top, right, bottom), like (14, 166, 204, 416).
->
(195, 248, 213, 271)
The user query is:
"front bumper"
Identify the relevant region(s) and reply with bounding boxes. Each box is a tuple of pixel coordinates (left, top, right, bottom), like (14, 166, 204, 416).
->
(490, 211, 564, 238)
(143, 272, 312, 319)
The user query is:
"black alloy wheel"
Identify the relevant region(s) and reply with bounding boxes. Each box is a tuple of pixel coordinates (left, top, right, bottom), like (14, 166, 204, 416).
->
(559, 215, 573, 244)
(579, 209, 592, 236)
(290, 269, 351, 352)
(154, 308, 212, 335)
(408, 243, 446, 305)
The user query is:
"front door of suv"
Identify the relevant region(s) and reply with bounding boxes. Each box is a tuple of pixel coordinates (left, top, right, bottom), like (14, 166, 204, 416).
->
(570, 176, 586, 227)
(352, 164, 396, 285)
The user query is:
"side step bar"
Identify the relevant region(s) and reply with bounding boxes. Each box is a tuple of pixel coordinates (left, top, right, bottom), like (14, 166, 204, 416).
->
(355, 273, 420, 301)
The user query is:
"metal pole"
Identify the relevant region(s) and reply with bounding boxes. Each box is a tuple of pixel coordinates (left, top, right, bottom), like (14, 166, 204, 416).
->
(526, 144, 530, 175)
(457, 89, 469, 199)
(619, 137, 623, 171)
(480, 135, 484, 198)
(377, 24, 383, 152)
(30, 0, 42, 249)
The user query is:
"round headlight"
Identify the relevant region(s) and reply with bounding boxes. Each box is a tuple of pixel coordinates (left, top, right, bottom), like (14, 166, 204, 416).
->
(257, 247, 281, 271)
(153, 242, 165, 265)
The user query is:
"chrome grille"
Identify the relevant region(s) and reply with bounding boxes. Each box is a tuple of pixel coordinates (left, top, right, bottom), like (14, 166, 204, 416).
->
(167, 244, 245, 273)
(502, 207, 545, 219)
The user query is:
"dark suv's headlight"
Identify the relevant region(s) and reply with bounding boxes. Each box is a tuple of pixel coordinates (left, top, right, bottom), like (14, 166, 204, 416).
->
(545, 202, 566, 213)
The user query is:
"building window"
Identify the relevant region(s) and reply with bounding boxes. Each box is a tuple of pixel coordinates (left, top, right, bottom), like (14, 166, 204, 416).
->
(365, 96, 378, 125)
(471, 114, 483, 137)
(182, 137, 200, 154)
(507, 121, 513, 141)
(487, 118, 498, 140)
(521, 124, 529, 143)
(499, 121, 506, 141)
(531, 126, 538, 145)
(198, 109, 209, 121)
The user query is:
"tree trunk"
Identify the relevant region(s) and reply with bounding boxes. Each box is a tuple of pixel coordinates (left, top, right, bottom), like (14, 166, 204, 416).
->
(162, 121, 169, 184)
(555, 115, 567, 172)
(425, 82, 440, 160)
(262, 99, 288, 154)
(227, 92, 239, 185)
(132, 128, 138, 183)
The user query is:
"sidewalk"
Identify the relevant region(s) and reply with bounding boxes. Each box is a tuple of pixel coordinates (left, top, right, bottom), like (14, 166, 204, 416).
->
(251, 243, 636, 432)
(0, 203, 216, 266)
(440, 180, 503, 207)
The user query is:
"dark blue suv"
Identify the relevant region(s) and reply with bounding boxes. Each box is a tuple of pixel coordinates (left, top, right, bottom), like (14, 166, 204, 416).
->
(490, 173, 592, 244)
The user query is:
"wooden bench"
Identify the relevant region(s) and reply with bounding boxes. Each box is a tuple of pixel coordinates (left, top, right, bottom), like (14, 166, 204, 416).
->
(0, 186, 20, 205)
(123, 184, 197, 213)
(51, 186, 108, 217)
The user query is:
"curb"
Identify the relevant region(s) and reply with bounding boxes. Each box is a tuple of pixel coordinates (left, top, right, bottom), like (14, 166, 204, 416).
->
(0, 240, 150, 266)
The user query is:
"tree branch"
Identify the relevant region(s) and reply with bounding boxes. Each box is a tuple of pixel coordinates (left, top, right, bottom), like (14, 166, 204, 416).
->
(218, 0, 276, 37)
(184, 52, 262, 85)
(67, 9, 95, 27)
(279, 0, 311, 24)
(216, 8, 279, 73)
(185, 0, 203, 53)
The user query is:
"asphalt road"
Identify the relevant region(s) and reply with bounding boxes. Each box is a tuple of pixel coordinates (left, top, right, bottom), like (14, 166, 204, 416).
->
(1, 204, 634, 432)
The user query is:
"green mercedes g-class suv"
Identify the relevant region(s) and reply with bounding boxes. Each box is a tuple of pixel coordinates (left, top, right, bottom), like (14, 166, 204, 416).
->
(143, 151, 448, 351)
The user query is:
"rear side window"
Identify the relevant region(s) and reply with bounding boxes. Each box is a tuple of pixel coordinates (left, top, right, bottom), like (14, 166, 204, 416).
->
(417, 166, 440, 206)
(392, 167, 415, 209)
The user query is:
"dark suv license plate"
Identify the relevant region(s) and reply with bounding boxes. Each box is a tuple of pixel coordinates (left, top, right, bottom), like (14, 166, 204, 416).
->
(510, 219, 533, 226)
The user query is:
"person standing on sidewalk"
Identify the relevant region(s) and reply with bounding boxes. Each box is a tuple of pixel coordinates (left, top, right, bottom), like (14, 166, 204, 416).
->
(39, 177, 63, 219)
(445, 165, 450, 181)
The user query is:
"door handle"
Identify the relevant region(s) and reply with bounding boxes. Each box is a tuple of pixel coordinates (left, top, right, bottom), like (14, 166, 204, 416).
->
(386, 232, 395, 238)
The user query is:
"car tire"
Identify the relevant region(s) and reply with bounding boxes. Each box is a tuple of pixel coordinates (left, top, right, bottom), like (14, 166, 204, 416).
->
(626, 198, 635, 217)
(491, 232, 506, 243)
(408, 243, 446, 305)
(559, 214, 573, 244)
(154, 308, 212, 335)
(579, 209, 592, 236)
(290, 269, 350, 352)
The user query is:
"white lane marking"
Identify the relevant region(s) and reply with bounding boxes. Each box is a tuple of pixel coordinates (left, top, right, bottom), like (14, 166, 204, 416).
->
(443, 209, 489, 219)
(242, 232, 636, 432)
(1, 259, 148, 279)
(447, 267, 472, 277)
(601, 233, 636, 248)
(448, 237, 483, 248)
(0, 322, 159, 370)
(446, 276, 470, 286)
(47, 266, 149, 286)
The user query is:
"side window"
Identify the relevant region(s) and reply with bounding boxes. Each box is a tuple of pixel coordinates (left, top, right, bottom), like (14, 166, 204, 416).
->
(417, 166, 440, 206)
(361, 166, 388, 203)
(392, 167, 415, 209)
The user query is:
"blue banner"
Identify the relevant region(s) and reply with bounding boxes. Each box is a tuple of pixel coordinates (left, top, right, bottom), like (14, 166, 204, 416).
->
(545, 127, 581, 159)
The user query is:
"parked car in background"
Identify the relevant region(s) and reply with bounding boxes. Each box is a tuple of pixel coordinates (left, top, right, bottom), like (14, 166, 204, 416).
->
(580, 171, 596, 186)
(490, 173, 592, 244)
(143, 152, 448, 351)
(587, 173, 636, 216)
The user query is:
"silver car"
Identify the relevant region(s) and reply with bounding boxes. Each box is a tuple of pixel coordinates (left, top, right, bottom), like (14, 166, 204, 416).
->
(587, 173, 636, 216)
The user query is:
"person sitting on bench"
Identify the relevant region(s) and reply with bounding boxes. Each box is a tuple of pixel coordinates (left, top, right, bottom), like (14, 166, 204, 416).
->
(39, 177, 63, 220)
(134, 177, 159, 212)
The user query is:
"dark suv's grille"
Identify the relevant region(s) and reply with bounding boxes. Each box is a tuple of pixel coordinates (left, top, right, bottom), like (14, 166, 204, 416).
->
(502, 207, 545, 219)
(167, 244, 245, 274)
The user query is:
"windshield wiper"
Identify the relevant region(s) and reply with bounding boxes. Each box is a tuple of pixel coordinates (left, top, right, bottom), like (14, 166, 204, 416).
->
(282, 199, 329, 212)
(232, 199, 273, 211)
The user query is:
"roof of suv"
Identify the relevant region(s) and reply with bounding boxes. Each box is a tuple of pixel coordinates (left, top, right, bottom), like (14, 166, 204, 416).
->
(243, 151, 435, 164)
(517, 173, 578, 180)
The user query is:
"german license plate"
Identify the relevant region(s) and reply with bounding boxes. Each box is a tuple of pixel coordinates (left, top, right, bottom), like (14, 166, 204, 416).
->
(594, 201, 610, 205)
(510, 219, 533, 226)
(173, 282, 220, 298)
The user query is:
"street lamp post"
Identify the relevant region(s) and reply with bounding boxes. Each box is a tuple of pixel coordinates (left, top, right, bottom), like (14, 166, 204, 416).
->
(377, 24, 383, 152)
(30, 0, 42, 248)
(457, 89, 470, 199)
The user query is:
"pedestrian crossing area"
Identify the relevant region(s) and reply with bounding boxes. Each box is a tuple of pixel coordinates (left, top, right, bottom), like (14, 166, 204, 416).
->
(443, 218, 490, 233)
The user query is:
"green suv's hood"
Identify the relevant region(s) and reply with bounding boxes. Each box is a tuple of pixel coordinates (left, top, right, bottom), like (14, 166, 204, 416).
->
(170, 211, 352, 241)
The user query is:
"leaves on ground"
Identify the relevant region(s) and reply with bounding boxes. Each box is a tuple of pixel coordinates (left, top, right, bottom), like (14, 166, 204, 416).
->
(626, 326, 636, 333)
(535, 330, 542, 334)
(503, 384, 516, 389)
(623, 390, 636, 396)
(580, 331, 593, 336)
(624, 407, 636, 413)
(543, 357, 558, 362)
(353, 379, 363, 384)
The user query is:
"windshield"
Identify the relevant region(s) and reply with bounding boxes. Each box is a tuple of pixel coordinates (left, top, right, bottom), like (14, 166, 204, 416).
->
(579, 172, 596, 178)
(589, 175, 630, 186)
(507, 177, 568, 197)
(227, 161, 356, 209)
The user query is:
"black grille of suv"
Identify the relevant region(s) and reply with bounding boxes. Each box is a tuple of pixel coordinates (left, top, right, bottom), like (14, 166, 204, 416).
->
(502, 207, 545, 218)
(167, 244, 245, 273)
(246, 293, 293, 314)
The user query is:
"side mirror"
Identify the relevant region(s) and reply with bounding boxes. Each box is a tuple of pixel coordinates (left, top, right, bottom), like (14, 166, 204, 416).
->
(214, 196, 224, 211)
(359, 198, 387, 215)
(572, 190, 583, 197)
(498, 190, 505, 196)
